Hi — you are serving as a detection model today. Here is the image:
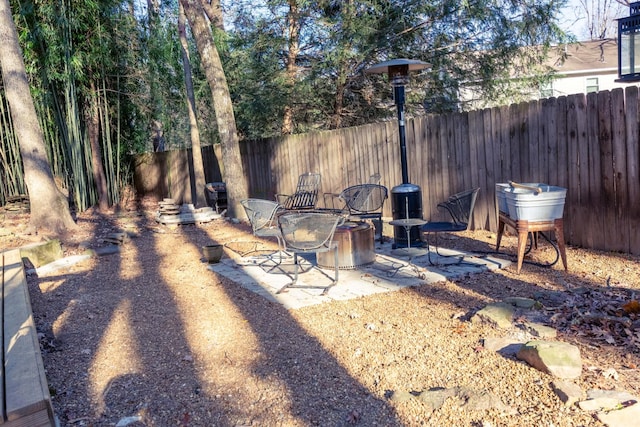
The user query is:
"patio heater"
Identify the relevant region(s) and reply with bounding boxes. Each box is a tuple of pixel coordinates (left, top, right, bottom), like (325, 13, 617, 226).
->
(365, 59, 429, 248)
(617, 2, 640, 82)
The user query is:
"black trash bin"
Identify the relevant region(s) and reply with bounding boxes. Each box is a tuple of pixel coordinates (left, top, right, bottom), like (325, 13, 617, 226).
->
(391, 183, 423, 248)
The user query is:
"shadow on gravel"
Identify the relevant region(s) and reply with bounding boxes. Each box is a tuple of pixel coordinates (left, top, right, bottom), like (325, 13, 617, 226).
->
(28, 210, 231, 426)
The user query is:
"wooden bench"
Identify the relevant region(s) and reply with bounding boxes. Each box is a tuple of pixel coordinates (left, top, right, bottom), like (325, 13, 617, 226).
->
(1, 249, 56, 427)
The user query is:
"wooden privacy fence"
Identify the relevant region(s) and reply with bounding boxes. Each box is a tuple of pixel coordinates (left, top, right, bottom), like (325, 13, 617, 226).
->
(134, 86, 640, 255)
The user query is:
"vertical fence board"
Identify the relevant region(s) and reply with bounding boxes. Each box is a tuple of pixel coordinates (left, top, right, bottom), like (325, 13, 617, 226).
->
(423, 114, 439, 220)
(438, 114, 451, 216)
(565, 95, 579, 246)
(443, 113, 455, 194)
(587, 92, 602, 249)
(577, 94, 591, 248)
(467, 110, 480, 227)
(597, 91, 616, 252)
(413, 117, 427, 211)
(491, 106, 504, 227)
(555, 97, 570, 237)
(475, 108, 495, 229)
(508, 103, 521, 182)
(556, 97, 569, 189)
(387, 121, 401, 189)
(545, 98, 559, 185)
(611, 89, 629, 253)
(626, 87, 640, 254)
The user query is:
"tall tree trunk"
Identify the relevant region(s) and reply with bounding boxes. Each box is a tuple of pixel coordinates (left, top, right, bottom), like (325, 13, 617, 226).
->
(281, 0, 300, 135)
(87, 81, 110, 211)
(180, 0, 248, 219)
(202, 0, 224, 31)
(179, 2, 207, 208)
(0, 0, 76, 235)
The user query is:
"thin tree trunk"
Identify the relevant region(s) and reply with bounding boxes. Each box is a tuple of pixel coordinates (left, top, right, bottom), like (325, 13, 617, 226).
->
(0, 0, 76, 235)
(179, 2, 207, 208)
(180, 0, 248, 219)
(87, 81, 110, 211)
(281, 0, 300, 135)
(331, 77, 347, 129)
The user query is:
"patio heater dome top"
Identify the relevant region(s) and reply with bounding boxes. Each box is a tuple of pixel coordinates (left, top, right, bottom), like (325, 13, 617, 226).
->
(365, 58, 430, 74)
(366, 58, 430, 87)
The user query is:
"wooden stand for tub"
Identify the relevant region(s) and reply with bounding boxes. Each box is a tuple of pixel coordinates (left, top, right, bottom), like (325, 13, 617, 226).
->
(496, 212, 568, 274)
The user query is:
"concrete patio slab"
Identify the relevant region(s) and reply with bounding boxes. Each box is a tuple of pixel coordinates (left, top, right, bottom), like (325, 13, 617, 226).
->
(208, 242, 511, 310)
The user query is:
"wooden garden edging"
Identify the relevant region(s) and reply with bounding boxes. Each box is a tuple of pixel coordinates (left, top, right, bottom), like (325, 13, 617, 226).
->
(1, 249, 56, 427)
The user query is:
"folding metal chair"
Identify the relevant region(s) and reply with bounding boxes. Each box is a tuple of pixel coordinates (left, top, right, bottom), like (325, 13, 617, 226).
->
(240, 199, 287, 267)
(275, 173, 321, 210)
(338, 184, 388, 242)
(421, 188, 480, 265)
(276, 211, 344, 295)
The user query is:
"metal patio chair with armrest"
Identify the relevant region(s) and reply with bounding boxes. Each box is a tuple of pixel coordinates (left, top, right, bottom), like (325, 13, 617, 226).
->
(322, 173, 381, 210)
(338, 184, 388, 242)
(275, 172, 321, 210)
(240, 198, 288, 267)
(421, 187, 480, 265)
(276, 211, 344, 295)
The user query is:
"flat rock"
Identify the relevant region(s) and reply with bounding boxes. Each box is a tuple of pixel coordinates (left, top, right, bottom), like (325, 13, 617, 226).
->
(587, 389, 639, 403)
(389, 390, 414, 403)
(20, 239, 63, 267)
(551, 379, 583, 406)
(26, 254, 93, 277)
(472, 302, 515, 329)
(504, 297, 537, 309)
(522, 321, 557, 338)
(94, 245, 121, 256)
(516, 340, 582, 379)
(578, 397, 621, 411)
(416, 388, 456, 410)
(596, 402, 640, 427)
(482, 337, 524, 356)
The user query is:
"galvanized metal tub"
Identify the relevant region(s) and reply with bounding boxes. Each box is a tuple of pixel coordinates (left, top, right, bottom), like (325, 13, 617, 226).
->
(504, 184, 567, 221)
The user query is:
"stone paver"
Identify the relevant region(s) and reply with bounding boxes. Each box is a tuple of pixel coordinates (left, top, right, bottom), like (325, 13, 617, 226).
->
(208, 242, 511, 309)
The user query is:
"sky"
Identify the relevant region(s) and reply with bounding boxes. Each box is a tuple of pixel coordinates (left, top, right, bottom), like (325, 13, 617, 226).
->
(559, 0, 629, 41)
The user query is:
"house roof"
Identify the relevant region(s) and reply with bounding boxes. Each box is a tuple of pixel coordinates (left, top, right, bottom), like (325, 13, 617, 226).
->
(546, 39, 618, 74)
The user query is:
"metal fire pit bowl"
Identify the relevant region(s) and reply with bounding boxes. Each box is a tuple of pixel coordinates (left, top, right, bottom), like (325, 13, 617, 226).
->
(317, 221, 375, 270)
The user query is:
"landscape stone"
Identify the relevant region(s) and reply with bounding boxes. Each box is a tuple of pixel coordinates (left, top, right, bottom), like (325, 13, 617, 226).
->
(94, 245, 121, 256)
(416, 387, 456, 410)
(516, 340, 582, 379)
(472, 302, 515, 329)
(578, 397, 621, 411)
(20, 239, 63, 267)
(522, 321, 557, 338)
(389, 390, 414, 402)
(551, 379, 583, 406)
(457, 387, 514, 413)
(482, 337, 524, 356)
(596, 402, 640, 427)
(504, 297, 536, 309)
(587, 389, 639, 403)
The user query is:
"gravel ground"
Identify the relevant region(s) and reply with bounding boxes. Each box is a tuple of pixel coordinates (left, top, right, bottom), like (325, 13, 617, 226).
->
(2, 201, 639, 427)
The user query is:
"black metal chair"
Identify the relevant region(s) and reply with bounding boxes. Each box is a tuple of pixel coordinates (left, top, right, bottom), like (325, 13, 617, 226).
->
(421, 188, 480, 265)
(338, 184, 388, 242)
(276, 211, 344, 295)
(275, 172, 321, 210)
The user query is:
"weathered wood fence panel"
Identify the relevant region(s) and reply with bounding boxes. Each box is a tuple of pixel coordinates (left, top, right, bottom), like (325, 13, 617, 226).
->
(135, 88, 640, 255)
